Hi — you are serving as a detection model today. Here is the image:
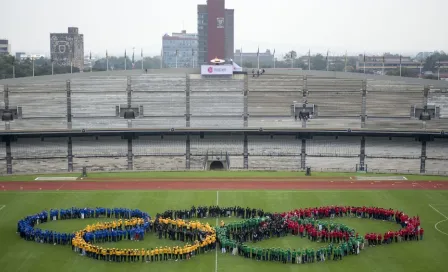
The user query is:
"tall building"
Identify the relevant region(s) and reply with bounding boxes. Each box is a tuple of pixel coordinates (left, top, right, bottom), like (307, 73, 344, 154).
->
(15, 52, 26, 60)
(162, 30, 198, 68)
(50, 27, 84, 70)
(0, 39, 11, 55)
(197, 0, 234, 65)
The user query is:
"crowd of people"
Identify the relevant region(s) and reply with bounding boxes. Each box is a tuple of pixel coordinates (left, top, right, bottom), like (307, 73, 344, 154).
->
(17, 205, 424, 265)
(159, 206, 266, 220)
(215, 205, 424, 264)
(17, 208, 150, 245)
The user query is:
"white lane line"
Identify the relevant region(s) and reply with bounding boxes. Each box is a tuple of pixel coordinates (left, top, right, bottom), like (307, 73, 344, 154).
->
(428, 204, 448, 236)
(402, 176, 408, 180)
(57, 183, 66, 191)
(215, 191, 219, 272)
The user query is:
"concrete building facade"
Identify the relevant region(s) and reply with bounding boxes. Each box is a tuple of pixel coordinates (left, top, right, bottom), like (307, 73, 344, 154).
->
(0, 39, 11, 55)
(234, 49, 274, 67)
(197, 0, 234, 64)
(162, 30, 198, 68)
(50, 27, 84, 70)
(356, 55, 420, 73)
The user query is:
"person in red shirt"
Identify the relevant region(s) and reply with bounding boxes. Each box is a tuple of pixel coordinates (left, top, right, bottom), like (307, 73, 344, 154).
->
(377, 234, 382, 245)
(419, 228, 424, 240)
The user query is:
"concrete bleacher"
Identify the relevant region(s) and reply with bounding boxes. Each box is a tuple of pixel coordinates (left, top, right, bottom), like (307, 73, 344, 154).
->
(132, 75, 186, 117)
(190, 77, 243, 117)
(0, 72, 447, 132)
(366, 82, 423, 117)
(306, 78, 362, 117)
(133, 135, 186, 170)
(248, 135, 300, 156)
(248, 75, 302, 116)
(133, 135, 185, 156)
(131, 118, 185, 128)
(245, 135, 300, 170)
(365, 137, 421, 173)
(10, 137, 67, 173)
(71, 77, 127, 118)
(190, 135, 242, 155)
(0, 80, 66, 130)
(72, 136, 127, 172)
(428, 89, 448, 118)
(426, 138, 448, 173)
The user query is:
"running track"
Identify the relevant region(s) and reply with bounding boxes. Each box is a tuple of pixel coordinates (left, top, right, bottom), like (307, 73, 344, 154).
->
(0, 179, 447, 191)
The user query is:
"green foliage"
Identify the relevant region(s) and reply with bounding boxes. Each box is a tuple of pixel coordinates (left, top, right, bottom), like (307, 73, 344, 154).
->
(423, 51, 448, 72)
(92, 56, 161, 71)
(0, 55, 78, 79)
(386, 67, 419, 77)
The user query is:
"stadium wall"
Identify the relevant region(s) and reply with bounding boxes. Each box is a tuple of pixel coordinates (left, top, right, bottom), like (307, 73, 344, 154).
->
(1, 132, 447, 175)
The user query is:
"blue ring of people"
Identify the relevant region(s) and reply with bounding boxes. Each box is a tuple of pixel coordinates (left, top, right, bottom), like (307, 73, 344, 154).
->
(17, 206, 424, 264)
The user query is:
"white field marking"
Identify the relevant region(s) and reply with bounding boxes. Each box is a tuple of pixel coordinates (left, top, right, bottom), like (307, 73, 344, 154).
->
(57, 183, 66, 191)
(402, 176, 408, 180)
(215, 191, 219, 272)
(428, 204, 448, 236)
(34, 177, 78, 181)
(0, 205, 5, 211)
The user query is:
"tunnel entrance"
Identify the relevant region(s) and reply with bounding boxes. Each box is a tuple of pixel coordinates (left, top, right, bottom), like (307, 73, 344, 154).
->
(209, 160, 225, 170)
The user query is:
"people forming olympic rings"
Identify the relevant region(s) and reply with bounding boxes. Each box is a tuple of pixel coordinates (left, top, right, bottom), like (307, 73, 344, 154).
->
(16, 205, 424, 265)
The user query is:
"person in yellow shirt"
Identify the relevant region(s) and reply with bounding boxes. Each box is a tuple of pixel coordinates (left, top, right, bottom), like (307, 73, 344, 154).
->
(150, 249, 155, 262)
(145, 249, 150, 263)
(220, 220, 225, 227)
(154, 247, 159, 261)
(116, 249, 121, 262)
(179, 247, 184, 261)
(174, 247, 179, 261)
(163, 246, 168, 261)
(158, 246, 163, 261)
(168, 246, 173, 260)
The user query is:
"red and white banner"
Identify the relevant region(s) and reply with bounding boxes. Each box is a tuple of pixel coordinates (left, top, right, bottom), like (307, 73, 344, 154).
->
(201, 65, 233, 75)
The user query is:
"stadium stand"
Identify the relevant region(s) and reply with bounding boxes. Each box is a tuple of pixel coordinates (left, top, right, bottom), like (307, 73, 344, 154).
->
(0, 70, 447, 174)
(133, 135, 186, 171)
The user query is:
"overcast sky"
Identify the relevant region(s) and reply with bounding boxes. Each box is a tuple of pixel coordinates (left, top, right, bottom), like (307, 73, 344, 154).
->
(1, 0, 447, 57)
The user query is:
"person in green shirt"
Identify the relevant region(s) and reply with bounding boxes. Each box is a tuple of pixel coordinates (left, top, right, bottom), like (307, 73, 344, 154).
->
(326, 246, 331, 260)
(291, 249, 296, 264)
(333, 247, 338, 261)
(257, 248, 262, 261)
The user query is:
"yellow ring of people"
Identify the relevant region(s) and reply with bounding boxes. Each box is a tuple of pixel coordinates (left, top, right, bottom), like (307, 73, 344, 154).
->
(72, 217, 217, 262)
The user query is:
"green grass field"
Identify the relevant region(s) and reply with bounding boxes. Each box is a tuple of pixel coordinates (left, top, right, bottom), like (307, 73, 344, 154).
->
(1, 170, 448, 181)
(1, 188, 448, 272)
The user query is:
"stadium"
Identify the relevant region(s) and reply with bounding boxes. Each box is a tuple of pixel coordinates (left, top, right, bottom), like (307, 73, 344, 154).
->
(0, 68, 448, 272)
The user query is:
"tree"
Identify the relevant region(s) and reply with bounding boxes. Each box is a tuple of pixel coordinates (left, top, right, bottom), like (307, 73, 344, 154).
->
(0, 55, 78, 79)
(386, 67, 418, 78)
(283, 50, 297, 66)
(310, 54, 327, 70)
(423, 51, 448, 72)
